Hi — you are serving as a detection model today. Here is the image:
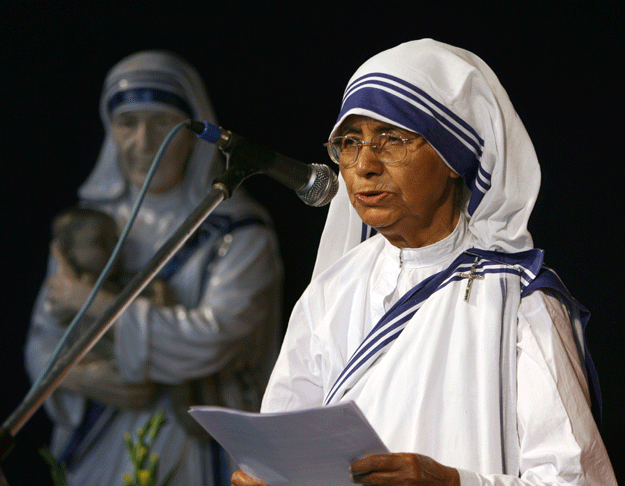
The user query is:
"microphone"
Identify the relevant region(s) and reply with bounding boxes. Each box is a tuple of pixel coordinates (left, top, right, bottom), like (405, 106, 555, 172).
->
(187, 120, 338, 207)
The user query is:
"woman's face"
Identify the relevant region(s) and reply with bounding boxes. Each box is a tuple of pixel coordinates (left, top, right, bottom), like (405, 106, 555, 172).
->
(338, 115, 460, 248)
(111, 108, 195, 194)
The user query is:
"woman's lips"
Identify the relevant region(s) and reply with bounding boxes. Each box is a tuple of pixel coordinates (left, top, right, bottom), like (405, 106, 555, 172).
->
(355, 191, 389, 205)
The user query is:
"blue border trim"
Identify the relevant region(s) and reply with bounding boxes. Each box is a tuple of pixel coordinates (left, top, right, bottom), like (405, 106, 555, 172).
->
(158, 213, 267, 282)
(324, 248, 602, 426)
(360, 223, 377, 243)
(58, 400, 109, 468)
(523, 265, 601, 425)
(338, 73, 491, 215)
(108, 88, 193, 118)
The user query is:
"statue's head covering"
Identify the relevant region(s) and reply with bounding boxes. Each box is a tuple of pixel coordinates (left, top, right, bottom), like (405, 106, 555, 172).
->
(79, 50, 221, 205)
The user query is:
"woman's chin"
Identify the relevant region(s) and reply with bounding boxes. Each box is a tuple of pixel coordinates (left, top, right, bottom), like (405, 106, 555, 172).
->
(357, 208, 396, 232)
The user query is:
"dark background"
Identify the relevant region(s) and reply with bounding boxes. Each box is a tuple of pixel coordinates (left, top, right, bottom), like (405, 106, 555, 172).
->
(1, 2, 622, 484)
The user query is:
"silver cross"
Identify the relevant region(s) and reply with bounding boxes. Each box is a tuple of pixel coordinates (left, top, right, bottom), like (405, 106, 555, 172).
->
(460, 256, 484, 301)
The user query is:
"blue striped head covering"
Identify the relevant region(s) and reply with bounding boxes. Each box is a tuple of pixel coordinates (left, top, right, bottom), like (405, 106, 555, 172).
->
(324, 39, 541, 256)
(105, 77, 194, 120)
(79, 50, 221, 204)
(100, 51, 212, 123)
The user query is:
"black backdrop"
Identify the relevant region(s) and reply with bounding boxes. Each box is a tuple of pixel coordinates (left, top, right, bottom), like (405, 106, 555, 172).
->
(2, 2, 622, 484)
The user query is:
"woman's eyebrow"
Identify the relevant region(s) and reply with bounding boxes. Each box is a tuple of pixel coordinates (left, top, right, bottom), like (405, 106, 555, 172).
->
(336, 124, 362, 137)
(374, 121, 413, 134)
(337, 120, 409, 137)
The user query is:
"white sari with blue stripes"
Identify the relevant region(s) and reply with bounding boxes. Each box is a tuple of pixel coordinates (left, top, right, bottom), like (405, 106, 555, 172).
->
(262, 215, 612, 482)
(263, 39, 614, 483)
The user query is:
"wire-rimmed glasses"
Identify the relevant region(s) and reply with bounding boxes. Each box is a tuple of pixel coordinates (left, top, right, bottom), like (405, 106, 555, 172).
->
(324, 133, 419, 167)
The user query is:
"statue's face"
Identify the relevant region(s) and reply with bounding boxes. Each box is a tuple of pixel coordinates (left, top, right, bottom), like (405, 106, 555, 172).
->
(111, 108, 194, 194)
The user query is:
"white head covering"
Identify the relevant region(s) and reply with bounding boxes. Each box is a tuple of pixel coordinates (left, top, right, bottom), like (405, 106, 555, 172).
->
(314, 39, 541, 276)
(78, 50, 221, 205)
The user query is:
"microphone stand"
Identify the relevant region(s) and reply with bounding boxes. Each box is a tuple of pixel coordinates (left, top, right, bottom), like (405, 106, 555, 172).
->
(0, 141, 264, 463)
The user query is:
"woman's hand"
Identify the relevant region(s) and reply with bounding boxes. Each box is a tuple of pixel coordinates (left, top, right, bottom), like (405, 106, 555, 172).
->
(349, 453, 460, 486)
(231, 470, 267, 486)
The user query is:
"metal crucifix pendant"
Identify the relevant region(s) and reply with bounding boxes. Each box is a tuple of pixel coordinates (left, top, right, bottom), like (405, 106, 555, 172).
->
(460, 256, 484, 301)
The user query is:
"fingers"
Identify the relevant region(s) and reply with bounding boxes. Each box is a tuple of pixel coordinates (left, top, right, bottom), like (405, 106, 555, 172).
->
(231, 470, 267, 486)
(350, 453, 404, 475)
(350, 453, 423, 484)
(350, 454, 460, 486)
(50, 241, 64, 266)
(45, 273, 69, 316)
(51, 241, 77, 279)
(350, 470, 399, 485)
(350, 454, 399, 485)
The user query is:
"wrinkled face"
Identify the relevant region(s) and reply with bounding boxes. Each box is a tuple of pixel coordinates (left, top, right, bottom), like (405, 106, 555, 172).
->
(111, 109, 195, 194)
(338, 115, 461, 248)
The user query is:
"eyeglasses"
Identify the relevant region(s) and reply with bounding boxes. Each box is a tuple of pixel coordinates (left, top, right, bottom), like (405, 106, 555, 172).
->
(324, 133, 420, 167)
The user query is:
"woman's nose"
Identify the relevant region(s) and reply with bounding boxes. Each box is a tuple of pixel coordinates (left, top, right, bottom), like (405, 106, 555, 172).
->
(353, 144, 384, 176)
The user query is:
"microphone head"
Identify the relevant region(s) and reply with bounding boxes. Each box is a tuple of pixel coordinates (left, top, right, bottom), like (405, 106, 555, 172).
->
(296, 164, 339, 207)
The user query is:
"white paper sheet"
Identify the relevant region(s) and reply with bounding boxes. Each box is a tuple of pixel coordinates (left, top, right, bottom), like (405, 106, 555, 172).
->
(189, 401, 388, 485)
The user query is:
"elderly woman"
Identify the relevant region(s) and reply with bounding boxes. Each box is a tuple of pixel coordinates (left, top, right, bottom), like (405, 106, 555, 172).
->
(232, 40, 615, 485)
(27, 51, 283, 485)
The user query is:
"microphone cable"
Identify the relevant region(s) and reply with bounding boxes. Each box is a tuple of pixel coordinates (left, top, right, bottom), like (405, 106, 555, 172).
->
(27, 121, 190, 398)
